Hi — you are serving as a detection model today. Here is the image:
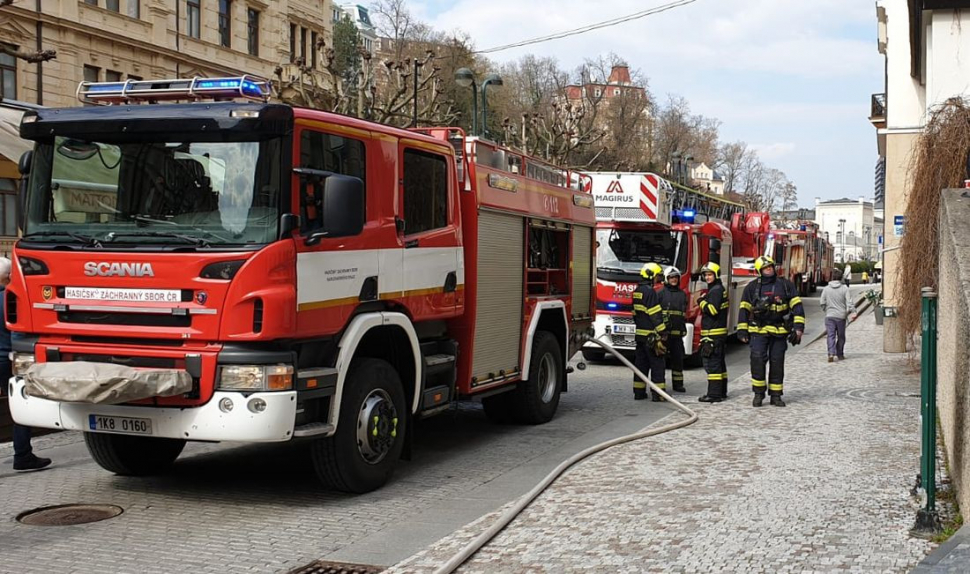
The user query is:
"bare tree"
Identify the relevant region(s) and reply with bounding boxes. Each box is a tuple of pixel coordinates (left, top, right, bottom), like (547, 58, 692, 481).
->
(716, 141, 751, 195)
(652, 95, 720, 177)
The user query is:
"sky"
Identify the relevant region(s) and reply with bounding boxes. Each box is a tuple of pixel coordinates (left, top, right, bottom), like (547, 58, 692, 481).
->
(406, 0, 883, 208)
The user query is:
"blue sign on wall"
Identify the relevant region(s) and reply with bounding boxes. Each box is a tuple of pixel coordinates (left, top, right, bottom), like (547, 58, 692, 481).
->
(894, 215, 905, 237)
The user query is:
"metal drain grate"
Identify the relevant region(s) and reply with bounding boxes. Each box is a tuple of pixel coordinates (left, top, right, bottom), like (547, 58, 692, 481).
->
(17, 504, 124, 526)
(288, 561, 384, 574)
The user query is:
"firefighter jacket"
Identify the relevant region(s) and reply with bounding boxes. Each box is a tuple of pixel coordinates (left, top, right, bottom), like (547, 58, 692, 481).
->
(737, 275, 806, 337)
(632, 280, 666, 342)
(658, 284, 688, 337)
(698, 280, 729, 338)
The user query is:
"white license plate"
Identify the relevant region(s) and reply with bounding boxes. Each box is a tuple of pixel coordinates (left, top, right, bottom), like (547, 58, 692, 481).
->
(612, 324, 636, 335)
(65, 287, 181, 303)
(88, 414, 153, 435)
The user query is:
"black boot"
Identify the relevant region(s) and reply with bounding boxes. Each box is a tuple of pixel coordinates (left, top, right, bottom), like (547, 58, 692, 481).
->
(698, 395, 724, 403)
(651, 392, 663, 402)
(672, 384, 686, 393)
(13, 453, 52, 471)
(634, 390, 648, 401)
(770, 395, 786, 407)
(752, 394, 764, 407)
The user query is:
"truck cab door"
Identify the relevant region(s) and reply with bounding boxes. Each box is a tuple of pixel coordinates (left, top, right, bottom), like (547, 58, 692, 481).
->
(397, 145, 462, 319)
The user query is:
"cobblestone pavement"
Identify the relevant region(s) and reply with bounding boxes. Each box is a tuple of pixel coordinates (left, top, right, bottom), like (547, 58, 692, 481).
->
(388, 310, 936, 573)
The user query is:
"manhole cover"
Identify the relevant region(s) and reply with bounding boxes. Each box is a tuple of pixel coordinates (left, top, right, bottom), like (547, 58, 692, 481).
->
(17, 504, 124, 526)
(289, 560, 384, 574)
(843, 388, 920, 402)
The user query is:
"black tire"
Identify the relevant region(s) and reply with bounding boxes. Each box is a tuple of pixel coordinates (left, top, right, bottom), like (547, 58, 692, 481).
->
(482, 391, 516, 424)
(84, 433, 185, 476)
(685, 353, 704, 369)
(311, 358, 407, 493)
(581, 348, 606, 362)
(512, 331, 563, 424)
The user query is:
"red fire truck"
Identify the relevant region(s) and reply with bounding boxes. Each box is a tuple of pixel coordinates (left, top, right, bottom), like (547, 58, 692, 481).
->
(7, 77, 595, 492)
(768, 221, 833, 295)
(581, 172, 750, 362)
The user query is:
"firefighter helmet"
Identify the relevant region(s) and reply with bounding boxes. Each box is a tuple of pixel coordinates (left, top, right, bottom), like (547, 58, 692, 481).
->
(699, 262, 720, 279)
(754, 256, 776, 274)
(665, 267, 682, 282)
(641, 262, 663, 280)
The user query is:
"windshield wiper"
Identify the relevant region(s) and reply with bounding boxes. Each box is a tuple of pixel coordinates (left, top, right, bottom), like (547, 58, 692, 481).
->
(597, 266, 629, 274)
(105, 231, 210, 248)
(127, 214, 232, 244)
(23, 231, 103, 248)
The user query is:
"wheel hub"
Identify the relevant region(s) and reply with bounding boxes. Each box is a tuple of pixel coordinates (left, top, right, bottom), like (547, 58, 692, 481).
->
(539, 353, 557, 403)
(356, 389, 399, 464)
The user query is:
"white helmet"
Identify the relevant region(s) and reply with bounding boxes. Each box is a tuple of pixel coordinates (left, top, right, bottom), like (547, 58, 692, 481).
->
(665, 266, 682, 282)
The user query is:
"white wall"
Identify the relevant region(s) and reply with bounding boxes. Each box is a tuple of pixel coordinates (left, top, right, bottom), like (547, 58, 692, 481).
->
(816, 201, 876, 262)
(927, 9, 970, 112)
(880, 0, 926, 130)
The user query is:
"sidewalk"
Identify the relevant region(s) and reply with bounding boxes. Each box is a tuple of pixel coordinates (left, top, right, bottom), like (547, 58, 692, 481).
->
(388, 309, 936, 573)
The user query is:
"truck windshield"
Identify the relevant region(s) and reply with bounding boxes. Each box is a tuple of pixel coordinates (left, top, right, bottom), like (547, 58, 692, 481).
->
(596, 229, 686, 281)
(23, 135, 283, 248)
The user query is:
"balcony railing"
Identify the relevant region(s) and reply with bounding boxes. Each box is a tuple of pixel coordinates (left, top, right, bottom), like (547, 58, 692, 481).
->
(871, 93, 886, 121)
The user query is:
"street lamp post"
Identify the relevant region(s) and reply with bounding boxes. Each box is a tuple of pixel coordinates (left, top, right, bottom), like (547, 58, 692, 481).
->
(480, 74, 503, 139)
(455, 68, 478, 136)
(839, 218, 846, 262)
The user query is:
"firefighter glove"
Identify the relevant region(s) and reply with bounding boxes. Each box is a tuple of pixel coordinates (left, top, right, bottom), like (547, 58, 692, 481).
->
(699, 337, 715, 358)
(788, 330, 803, 346)
(654, 338, 668, 357)
(738, 331, 750, 344)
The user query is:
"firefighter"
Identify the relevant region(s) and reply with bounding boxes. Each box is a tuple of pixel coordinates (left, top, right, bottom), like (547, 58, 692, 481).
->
(632, 262, 667, 401)
(658, 266, 687, 393)
(737, 256, 806, 407)
(697, 262, 729, 403)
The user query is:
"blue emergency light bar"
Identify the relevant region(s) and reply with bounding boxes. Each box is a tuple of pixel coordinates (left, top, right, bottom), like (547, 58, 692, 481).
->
(77, 75, 271, 105)
(607, 303, 618, 310)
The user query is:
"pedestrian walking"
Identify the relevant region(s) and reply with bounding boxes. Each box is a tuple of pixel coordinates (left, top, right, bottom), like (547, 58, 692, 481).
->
(843, 263, 852, 285)
(697, 262, 729, 403)
(820, 268, 857, 362)
(861, 270, 869, 284)
(658, 267, 687, 393)
(737, 256, 806, 408)
(632, 263, 667, 402)
(0, 257, 51, 471)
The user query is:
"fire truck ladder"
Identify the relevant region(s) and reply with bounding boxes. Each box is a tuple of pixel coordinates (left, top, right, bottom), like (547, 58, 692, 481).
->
(667, 181, 746, 221)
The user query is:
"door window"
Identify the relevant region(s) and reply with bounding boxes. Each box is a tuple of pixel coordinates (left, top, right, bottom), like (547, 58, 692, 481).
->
(403, 149, 447, 235)
(299, 129, 366, 234)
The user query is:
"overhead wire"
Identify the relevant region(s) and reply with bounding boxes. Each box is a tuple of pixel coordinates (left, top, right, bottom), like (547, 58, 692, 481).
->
(475, 0, 701, 54)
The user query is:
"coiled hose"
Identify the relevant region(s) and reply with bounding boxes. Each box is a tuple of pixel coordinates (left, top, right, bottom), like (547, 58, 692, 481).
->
(432, 337, 700, 574)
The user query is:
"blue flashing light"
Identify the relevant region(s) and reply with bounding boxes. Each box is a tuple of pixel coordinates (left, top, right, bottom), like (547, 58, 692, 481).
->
(607, 303, 618, 310)
(683, 209, 695, 218)
(87, 83, 126, 93)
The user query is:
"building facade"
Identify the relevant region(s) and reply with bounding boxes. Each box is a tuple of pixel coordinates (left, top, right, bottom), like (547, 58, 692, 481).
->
(689, 162, 725, 195)
(815, 197, 877, 264)
(335, 4, 377, 56)
(0, 0, 334, 109)
(871, 0, 970, 352)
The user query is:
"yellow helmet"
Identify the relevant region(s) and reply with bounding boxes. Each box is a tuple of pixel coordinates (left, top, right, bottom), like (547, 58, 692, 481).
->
(641, 262, 663, 280)
(754, 256, 776, 274)
(699, 262, 720, 279)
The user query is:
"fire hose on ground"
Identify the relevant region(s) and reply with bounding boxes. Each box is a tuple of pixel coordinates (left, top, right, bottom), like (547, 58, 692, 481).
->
(432, 336, 700, 574)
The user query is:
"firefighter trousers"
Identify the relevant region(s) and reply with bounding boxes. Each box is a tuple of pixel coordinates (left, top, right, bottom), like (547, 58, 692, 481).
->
(634, 342, 666, 397)
(666, 335, 685, 391)
(703, 336, 727, 399)
(750, 334, 788, 396)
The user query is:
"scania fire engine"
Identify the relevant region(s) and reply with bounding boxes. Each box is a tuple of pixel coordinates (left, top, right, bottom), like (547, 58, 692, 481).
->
(7, 76, 596, 492)
(581, 172, 750, 362)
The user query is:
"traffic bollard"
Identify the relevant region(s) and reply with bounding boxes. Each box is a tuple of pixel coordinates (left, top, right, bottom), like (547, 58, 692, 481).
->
(913, 286, 940, 535)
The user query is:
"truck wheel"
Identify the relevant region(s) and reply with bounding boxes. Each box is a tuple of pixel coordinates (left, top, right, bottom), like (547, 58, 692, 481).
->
(311, 358, 407, 493)
(581, 348, 605, 362)
(482, 391, 515, 424)
(84, 433, 185, 476)
(513, 330, 563, 424)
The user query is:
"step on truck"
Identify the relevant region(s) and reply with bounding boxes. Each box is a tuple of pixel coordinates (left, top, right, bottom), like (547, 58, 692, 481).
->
(581, 172, 750, 363)
(7, 76, 596, 492)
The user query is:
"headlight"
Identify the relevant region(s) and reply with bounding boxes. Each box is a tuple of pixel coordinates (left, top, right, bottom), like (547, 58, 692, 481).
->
(12, 353, 35, 377)
(217, 364, 293, 391)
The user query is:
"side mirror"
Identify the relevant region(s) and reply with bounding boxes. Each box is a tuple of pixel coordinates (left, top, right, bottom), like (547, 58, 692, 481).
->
(709, 238, 721, 253)
(278, 213, 300, 240)
(305, 174, 364, 246)
(18, 150, 32, 176)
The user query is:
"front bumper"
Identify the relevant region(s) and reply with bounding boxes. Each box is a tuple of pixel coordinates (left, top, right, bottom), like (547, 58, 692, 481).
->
(583, 314, 695, 354)
(8, 377, 297, 442)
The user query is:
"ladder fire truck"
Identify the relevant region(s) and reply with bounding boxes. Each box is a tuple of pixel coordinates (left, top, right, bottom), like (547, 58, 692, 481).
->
(581, 172, 750, 362)
(7, 76, 596, 493)
(768, 220, 833, 295)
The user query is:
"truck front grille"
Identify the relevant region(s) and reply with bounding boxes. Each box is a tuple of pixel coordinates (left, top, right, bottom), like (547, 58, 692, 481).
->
(58, 311, 191, 328)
